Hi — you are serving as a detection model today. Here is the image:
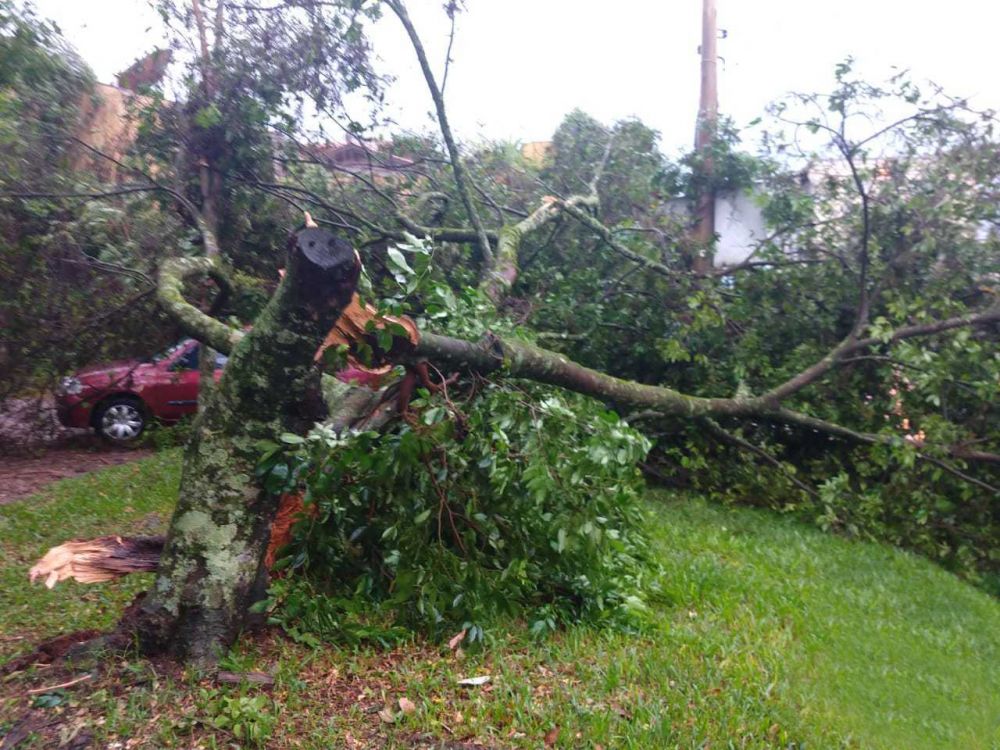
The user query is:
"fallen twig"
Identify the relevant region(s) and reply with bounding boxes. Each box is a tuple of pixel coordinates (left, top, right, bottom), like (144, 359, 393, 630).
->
(26, 673, 92, 694)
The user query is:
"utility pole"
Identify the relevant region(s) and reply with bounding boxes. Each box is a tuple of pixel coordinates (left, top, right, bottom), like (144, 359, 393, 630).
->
(692, 0, 718, 272)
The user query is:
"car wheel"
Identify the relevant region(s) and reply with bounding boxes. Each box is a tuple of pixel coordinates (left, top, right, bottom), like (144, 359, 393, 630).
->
(95, 397, 147, 445)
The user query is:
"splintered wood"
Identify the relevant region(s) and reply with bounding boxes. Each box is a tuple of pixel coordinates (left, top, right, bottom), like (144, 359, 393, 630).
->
(317, 292, 419, 370)
(29, 493, 315, 588)
(264, 492, 317, 570)
(29, 535, 165, 588)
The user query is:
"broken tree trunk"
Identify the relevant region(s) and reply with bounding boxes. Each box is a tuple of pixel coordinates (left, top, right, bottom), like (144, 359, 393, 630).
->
(128, 227, 360, 663)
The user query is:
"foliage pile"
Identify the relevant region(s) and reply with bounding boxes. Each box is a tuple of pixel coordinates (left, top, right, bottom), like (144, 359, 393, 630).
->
(264, 383, 652, 643)
(259, 240, 654, 642)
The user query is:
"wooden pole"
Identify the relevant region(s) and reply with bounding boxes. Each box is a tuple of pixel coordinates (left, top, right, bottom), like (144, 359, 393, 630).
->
(692, 0, 718, 272)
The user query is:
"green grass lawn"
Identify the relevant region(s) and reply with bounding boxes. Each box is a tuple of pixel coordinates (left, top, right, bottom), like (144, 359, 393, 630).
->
(1, 452, 998, 748)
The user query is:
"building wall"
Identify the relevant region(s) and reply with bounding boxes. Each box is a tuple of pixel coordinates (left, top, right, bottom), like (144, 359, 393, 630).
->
(71, 83, 145, 183)
(714, 190, 767, 266)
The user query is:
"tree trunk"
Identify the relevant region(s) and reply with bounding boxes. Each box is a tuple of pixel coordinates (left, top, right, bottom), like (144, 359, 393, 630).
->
(128, 228, 359, 664)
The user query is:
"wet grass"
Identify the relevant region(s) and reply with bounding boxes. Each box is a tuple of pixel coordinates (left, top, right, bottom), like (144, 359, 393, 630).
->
(1, 453, 998, 748)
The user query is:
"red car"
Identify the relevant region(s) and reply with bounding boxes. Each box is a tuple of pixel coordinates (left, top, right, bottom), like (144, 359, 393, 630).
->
(56, 339, 227, 444)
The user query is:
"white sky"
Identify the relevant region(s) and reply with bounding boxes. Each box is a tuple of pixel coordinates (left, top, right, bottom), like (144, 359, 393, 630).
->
(32, 1, 1000, 155)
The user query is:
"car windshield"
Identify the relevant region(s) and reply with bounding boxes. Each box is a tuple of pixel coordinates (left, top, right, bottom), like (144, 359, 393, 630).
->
(151, 340, 193, 363)
(155, 341, 229, 371)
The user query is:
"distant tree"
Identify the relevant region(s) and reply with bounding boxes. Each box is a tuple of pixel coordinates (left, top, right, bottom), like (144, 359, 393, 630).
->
(0, 2, 177, 427)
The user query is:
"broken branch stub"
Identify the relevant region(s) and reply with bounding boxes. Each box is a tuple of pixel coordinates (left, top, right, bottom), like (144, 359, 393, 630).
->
(287, 228, 362, 315)
(29, 536, 165, 588)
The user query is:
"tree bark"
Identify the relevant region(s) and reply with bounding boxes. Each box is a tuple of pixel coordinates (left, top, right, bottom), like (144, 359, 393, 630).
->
(410, 331, 763, 417)
(129, 228, 359, 663)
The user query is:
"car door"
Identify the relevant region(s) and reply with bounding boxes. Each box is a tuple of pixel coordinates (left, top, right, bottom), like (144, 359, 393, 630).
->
(169, 343, 203, 418)
(149, 342, 202, 421)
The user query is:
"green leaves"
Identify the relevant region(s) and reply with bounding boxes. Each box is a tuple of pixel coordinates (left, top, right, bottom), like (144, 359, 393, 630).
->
(267, 383, 654, 645)
(387, 246, 413, 277)
(193, 104, 223, 129)
(385, 235, 431, 296)
(199, 691, 276, 747)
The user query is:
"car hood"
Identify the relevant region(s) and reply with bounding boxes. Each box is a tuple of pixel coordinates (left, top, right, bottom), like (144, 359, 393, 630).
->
(75, 361, 153, 385)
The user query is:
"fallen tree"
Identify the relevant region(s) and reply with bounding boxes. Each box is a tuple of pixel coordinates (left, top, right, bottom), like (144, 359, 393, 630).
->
(15, 0, 1000, 664)
(26, 174, 1000, 662)
(30, 191, 999, 626)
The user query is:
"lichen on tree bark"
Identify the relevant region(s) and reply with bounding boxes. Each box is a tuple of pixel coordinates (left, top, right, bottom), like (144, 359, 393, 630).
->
(132, 228, 360, 663)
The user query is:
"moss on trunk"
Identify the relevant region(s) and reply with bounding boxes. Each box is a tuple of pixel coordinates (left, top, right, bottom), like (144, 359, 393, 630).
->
(132, 229, 359, 664)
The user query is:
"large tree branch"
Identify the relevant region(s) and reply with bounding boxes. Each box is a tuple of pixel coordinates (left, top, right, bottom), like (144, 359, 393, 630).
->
(157, 249, 999, 476)
(480, 194, 597, 303)
(157, 257, 243, 354)
(409, 329, 1000, 482)
(411, 331, 764, 418)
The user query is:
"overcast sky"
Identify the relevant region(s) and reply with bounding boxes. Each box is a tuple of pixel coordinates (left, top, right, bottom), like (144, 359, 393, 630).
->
(32, 1, 1000, 156)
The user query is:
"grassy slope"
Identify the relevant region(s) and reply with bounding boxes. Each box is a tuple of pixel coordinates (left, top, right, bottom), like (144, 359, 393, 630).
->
(1, 453, 998, 748)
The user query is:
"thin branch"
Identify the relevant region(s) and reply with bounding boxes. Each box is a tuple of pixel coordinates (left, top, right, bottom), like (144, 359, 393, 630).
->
(949, 448, 1000, 465)
(838, 136, 872, 332)
(836, 355, 984, 393)
(520, 221, 565, 272)
(58, 257, 154, 287)
(702, 418, 819, 498)
(588, 129, 615, 195)
(920, 454, 1000, 492)
(852, 106, 963, 152)
(440, 3, 458, 96)
(763, 304, 1000, 403)
(715, 258, 827, 273)
(560, 201, 677, 279)
(191, 0, 214, 79)
(472, 181, 507, 223)
(771, 407, 1000, 494)
(27, 675, 92, 695)
(387, 0, 494, 266)
(3, 185, 162, 201)
(60, 134, 220, 256)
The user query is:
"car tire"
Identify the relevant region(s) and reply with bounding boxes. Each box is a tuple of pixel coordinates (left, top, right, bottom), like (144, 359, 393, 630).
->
(94, 396, 147, 445)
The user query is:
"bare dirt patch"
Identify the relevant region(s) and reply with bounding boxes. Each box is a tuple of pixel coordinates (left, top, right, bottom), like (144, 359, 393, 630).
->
(0, 445, 152, 505)
(0, 397, 151, 504)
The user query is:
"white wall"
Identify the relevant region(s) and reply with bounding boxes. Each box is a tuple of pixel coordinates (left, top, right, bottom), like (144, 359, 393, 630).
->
(714, 190, 767, 266)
